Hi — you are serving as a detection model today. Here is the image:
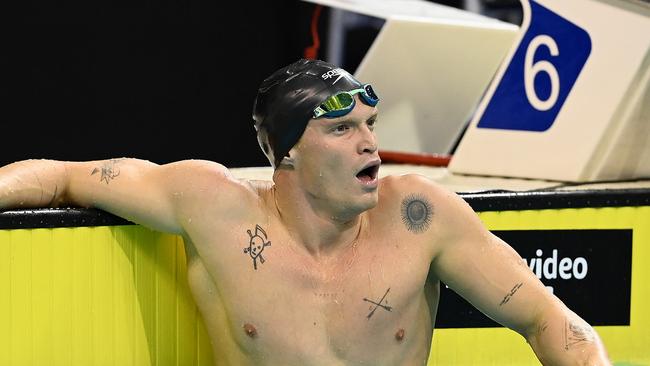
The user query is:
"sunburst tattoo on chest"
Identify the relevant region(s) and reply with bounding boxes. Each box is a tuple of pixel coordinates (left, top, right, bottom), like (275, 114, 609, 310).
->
(400, 193, 433, 234)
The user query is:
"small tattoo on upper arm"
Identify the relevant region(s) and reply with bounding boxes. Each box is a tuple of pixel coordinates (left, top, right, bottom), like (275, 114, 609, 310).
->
(91, 159, 122, 184)
(564, 318, 595, 350)
(243, 224, 271, 270)
(400, 194, 433, 234)
(363, 287, 393, 319)
(499, 282, 523, 306)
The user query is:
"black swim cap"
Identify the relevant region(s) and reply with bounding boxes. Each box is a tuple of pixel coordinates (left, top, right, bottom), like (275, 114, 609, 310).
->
(253, 59, 364, 169)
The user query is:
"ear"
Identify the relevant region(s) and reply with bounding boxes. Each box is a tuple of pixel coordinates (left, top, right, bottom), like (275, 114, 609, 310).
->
(279, 148, 297, 168)
(280, 154, 295, 167)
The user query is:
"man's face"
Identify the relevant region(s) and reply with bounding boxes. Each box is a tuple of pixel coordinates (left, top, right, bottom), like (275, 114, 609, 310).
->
(290, 95, 381, 216)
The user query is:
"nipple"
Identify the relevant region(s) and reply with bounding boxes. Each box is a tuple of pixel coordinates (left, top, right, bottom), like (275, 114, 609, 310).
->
(243, 323, 258, 338)
(395, 328, 405, 342)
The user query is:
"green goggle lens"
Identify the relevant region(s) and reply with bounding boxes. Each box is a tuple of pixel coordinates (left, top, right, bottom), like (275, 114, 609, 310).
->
(312, 84, 379, 119)
(320, 93, 353, 114)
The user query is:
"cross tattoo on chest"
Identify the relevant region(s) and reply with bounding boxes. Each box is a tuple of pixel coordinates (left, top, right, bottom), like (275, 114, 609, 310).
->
(363, 287, 393, 319)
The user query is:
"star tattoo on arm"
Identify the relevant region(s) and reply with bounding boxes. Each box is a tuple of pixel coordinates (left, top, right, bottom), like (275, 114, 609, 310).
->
(91, 159, 123, 184)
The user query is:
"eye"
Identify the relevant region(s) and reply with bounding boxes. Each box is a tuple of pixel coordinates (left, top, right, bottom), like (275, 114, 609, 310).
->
(333, 124, 350, 134)
(367, 118, 377, 131)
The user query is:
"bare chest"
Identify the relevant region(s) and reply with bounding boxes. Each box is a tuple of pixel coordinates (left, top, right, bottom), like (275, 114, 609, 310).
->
(188, 224, 434, 364)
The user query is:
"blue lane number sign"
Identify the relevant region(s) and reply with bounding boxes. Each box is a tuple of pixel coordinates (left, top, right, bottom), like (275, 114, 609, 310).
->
(477, 1, 592, 131)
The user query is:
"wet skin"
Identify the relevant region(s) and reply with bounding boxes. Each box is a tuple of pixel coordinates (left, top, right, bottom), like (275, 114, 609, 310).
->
(1, 97, 609, 365)
(182, 175, 440, 366)
(182, 97, 441, 365)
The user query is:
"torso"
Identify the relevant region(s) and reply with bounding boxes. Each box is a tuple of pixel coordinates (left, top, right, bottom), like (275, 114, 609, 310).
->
(181, 175, 441, 366)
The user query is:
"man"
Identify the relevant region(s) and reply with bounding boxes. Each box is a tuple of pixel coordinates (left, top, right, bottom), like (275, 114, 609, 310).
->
(0, 59, 610, 365)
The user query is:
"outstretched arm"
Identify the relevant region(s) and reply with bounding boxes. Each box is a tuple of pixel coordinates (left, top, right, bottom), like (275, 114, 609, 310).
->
(423, 179, 611, 365)
(0, 158, 233, 234)
(0, 159, 70, 209)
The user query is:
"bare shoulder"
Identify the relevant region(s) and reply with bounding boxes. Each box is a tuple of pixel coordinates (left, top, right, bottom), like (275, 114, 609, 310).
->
(164, 160, 251, 190)
(161, 159, 264, 213)
(377, 173, 481, 241)
(162, 159, 231, 181)
(378, 173, 462, 209)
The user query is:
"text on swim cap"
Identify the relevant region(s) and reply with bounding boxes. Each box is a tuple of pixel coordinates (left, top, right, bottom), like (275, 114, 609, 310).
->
(321, 68, 345, 81)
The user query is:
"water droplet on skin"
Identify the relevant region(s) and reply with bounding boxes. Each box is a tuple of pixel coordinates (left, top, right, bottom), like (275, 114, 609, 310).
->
(188, 218, 192, 223)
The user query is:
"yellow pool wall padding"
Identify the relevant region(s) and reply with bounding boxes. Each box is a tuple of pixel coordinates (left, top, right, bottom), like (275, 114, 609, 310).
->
(0, 226, 213, 366)
(1, 205, 648, 365)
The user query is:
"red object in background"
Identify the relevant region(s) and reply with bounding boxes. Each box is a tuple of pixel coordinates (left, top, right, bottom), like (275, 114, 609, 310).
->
(379, 150, 452, 167)
(304, 5, 323, 59)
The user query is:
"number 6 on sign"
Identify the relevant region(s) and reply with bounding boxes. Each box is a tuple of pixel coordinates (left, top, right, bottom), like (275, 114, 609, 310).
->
(525, 35, 559, 111)
(476, 0, 591, 132)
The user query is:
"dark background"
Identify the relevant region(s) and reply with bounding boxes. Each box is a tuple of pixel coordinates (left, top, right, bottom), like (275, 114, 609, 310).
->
(437, 229, 632, 328)
(7, 0, 520, 168)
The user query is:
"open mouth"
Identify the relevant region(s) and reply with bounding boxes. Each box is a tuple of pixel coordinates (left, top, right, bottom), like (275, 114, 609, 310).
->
(356, 162, 380, 184)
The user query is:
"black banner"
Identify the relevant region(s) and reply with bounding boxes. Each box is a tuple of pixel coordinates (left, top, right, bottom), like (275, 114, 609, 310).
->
(436, 229, 632, 328)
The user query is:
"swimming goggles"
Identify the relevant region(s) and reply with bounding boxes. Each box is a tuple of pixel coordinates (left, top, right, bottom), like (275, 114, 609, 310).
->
(312, 84, 379, 119)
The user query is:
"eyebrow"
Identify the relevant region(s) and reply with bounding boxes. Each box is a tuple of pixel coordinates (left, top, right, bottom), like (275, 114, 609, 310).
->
(319, 111, 378, 129)
(339, 112, 378, 124)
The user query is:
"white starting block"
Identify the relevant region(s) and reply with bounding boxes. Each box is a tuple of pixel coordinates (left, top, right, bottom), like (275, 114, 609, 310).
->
(303, 0, 520, 154)
(449, 0, 650, 182)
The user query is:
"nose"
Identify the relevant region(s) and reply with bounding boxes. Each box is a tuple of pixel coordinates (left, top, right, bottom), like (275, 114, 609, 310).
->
(357, 124, 378, 154)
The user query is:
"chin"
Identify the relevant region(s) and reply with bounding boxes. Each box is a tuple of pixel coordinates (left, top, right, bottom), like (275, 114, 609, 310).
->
(353, 191, 379, 212)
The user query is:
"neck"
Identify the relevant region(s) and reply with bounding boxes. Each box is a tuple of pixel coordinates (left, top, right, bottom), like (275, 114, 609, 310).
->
(272, 173, 366, 258)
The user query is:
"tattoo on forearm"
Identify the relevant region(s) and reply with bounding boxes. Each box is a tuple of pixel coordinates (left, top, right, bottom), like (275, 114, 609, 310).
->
(243, 224, 271, 270)
(91, 159, 122, 184)
(363, 287, 393, 319)
(499, 282, 523, 306)
(400, 194, 433, 234)
(564, 318, 595, 350)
